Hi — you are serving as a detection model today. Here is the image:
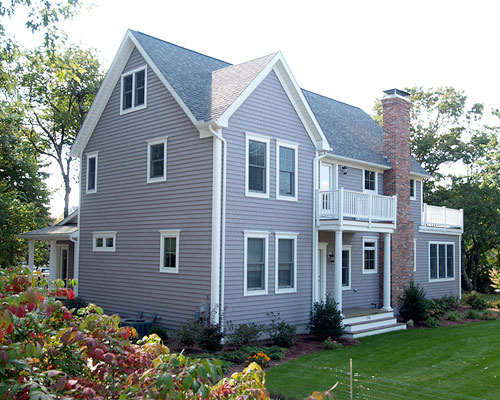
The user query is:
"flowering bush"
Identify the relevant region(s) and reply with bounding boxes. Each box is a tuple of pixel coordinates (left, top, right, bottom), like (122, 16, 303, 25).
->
(322, 337, 342, 350)
(0, 266, 269, 399)
(246, 352, 271, 368)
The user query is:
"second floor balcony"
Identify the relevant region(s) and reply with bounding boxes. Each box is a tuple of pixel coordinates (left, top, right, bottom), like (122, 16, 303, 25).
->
(421, 204, 463, 231)
(317, 188, 397, 232)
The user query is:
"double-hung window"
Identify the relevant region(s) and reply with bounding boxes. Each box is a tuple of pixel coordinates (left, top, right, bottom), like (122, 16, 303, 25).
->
(147, 136, 168, 183)
(429, 242, 454, 281)
(410, 179, 416, 200)
(362, 238, 378, 273)
(342, 246, 352, 289)
(86, 152, 98, 194)
(244, 231, 268, 295)
(275, 233, 298, 293)
(276, 141, 298, 201)
(121, 66, 147, 114)
(246, 133, 270, 198)
(159, 230, 180, 273)
(363, 170, 377, 192)
(92, 232, 116, 252)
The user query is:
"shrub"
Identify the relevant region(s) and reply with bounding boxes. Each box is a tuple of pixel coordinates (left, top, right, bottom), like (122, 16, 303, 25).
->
(465, 291, 487, 310)
(482, 311, 497, 320)
(466, 309, 484, 319)
(323, 337, 342, 350)
(173, 320, 203, 348)
(218, 349, 248, 364)
(309, 295, 344, 340)
(440, 295, 460, 311)
(497, 302, 500, 310)
(240, 345, 286, 360)
(199, 324, 224, 352)
(147, 325, 169, 343)
(398, 281, 429, 323)
(426, 317, 440, 328)
(447, 310, 461, 321)
(427, 300, 444, 318)
(65, 296, 88, 313)
(226, 322, 263, 346)
(266, 312, 296, 347)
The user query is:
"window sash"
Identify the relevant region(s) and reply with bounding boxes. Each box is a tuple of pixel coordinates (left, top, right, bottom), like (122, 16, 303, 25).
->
(122, 74, 133, 110)
(342, 249, 350, 286)
(364, 170, 376, 191)
(150, 143, 165, 178)
(279, 146, 295, 197)
(410, 179, 415, 198)
(163, 237, 177, 269)
(134, 70, 145, 107)
(247, 237, 265, 290)
(248, 140, 266, 192)
(87, 157, 96, 191)
(122, 68, 146, 111)
(277, 238, 294, 289)
(430, 243, 454, 280)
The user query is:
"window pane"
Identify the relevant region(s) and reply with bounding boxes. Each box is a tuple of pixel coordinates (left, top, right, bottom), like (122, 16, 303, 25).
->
(279, 147, 295, 197)
(88, 157, 96, 191)
(247, 238, 265, 290)
(249, 140, 265, 167)
(249, 166, 265, 192)
(342, 250, 349, 286)
(134, 70, 145, 106)
(279, 171, 293, 196)
(122, 74, 133, 110)
(430, 244, 437, 279)
(438, 244, 446, 278)
(364, 249, 375, 270)
(447, 244, 454, 278)
(410, 179, 415, 198)
(248, 238, 264, 263)
(150, 143, 164, 178)
(364, 170, 375, 191)
(320, 164, 331, 191)
(95, 237, 103, 247)
(247, 264, 264, 290)
(278, 239, 294, 289)
(106, 237, 114, 248)
(164, 237, 176, 269)
(279, 147, 294, 172)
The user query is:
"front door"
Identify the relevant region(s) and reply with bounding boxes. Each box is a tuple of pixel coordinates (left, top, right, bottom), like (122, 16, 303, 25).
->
(316, 242, 328, 302)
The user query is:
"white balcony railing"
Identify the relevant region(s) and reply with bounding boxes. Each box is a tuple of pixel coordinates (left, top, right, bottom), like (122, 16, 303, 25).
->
(422, 204, 463, 230)
(317, 188, 397, 225)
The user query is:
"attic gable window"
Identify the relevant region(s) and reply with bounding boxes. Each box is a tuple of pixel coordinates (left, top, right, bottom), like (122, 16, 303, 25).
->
(121, 66, 147, 114)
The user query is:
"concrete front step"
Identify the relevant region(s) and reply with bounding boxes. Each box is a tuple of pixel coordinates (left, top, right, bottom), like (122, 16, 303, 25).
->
(343, 322, 407, 339)
(344, 316, 398, 333)
(343, 311, 394, 325)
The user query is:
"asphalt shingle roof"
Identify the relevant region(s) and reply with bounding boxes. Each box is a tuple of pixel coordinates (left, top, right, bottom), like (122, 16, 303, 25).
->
(131, 30, 429, 176)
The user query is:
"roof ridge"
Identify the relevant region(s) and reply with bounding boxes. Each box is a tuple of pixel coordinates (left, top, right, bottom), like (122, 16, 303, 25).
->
(302, 88, 364, 112)
(131, 30, 232, 66)
(212, 52, 279, 74)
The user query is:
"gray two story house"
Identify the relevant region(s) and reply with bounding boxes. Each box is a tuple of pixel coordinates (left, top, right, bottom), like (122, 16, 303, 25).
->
(25, 30, 464, 337)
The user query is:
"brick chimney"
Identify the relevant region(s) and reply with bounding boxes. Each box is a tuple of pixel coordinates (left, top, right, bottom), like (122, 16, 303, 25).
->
(381, 89, 414, 307)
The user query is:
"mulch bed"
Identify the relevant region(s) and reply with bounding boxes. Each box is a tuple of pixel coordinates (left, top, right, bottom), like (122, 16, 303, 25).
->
(402, 305, 499, 328)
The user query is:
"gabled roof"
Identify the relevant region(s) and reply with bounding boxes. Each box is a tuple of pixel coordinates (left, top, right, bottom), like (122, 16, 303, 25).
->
(20, 208, 79, 241)
(70, 30, 430, 176)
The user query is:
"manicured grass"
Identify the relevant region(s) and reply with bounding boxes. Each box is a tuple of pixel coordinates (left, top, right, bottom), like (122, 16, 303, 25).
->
(266, 321, 500, 399)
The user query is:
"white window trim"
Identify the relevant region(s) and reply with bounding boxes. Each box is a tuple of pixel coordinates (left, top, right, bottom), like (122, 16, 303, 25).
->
(159, 229, 180, 274)
(86, 151, 98, 194)
(275, 232, 299, 294)
(413, 239, 417, 272)
(362, 237, 378, 274)
(276, 140, 299, 202)
(342, 244, 352, 290)
(147, 136, 168, 183)
(245, 132, 271, 199)
(120, 65, 148, 115)
(92, 231, 116, 252)
(428, 241, 455, 282)
(363, 169, 378, 194)
(244, 230, 269, 296)
(410, 179, 416, 200)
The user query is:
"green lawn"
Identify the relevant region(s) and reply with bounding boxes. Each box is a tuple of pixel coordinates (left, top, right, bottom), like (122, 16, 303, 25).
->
(266, 321, 500, 399)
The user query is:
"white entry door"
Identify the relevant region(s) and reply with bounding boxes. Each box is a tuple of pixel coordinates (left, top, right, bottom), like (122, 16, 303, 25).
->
(316, 242, 328, 303)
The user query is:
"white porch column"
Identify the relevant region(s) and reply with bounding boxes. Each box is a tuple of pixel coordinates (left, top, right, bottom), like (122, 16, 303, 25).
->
(28, 240, 35, 271)
(333, 230, 343, 310)
(382, 233, 392, 311)
(49, 240, 57, 282)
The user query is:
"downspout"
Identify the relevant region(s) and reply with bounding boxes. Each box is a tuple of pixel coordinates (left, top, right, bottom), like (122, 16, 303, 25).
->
(312, 151, 328, 306)
(208, 123, 227, 331)
(459, 233, 462, 299)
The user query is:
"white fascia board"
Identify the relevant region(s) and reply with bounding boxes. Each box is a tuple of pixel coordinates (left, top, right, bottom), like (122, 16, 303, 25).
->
(410, 171, 430, 180)
(56, 208, 79, 226)
(70, 32, 135, 158)
(323, 153, 390, 172)
(215, 52, 330, 152)
(70, 30, 201, 158)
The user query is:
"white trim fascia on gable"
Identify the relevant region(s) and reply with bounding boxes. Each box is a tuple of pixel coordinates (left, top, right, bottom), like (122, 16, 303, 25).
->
(159, 229, 181, 274)
(146, 135, 168, 183)
(85, 151, 98, 194)
(215, 52, 330, 151)
(410, 171, 430, 179)
(70, 30, 200, 159)
(276, 139, 299, 202)
(245, 132, 271, 199)
(120, 65, 148, 115)
(243, 230, 269, 297)
(275, 232, 299, 294)
(322, 153, 389, 173)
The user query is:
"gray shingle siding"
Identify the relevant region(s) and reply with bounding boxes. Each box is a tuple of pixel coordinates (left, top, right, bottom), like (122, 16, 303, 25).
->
(78, 48, 213, 328)
(222, 71, 315, 328)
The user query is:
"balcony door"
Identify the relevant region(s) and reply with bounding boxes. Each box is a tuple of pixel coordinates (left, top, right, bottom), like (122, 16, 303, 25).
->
(320, 163, 337, 215)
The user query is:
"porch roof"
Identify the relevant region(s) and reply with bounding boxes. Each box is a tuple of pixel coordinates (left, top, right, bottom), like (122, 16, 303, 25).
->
(20, 224, 77, 241)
